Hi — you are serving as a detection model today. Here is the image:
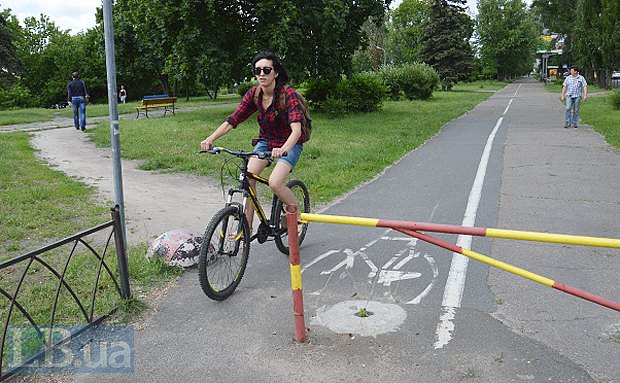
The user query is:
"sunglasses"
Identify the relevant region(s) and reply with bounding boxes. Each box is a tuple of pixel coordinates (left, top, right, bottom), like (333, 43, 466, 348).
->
(253, 66, 274, 75)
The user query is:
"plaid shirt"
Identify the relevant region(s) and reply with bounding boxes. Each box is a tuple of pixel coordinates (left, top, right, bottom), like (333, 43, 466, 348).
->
(563, 75, 587, 98)
(226, 85, 306, 150)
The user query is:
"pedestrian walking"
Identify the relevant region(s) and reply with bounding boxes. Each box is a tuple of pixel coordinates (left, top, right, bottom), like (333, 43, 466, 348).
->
(67, 72, 89, 131)
(560, 66, 588, 129)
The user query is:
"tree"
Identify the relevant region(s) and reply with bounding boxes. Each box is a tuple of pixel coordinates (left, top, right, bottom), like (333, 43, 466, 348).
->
(418, 0, 474, 90)
(476, 0, 539, 80)
(0, 10, 22, 87)
(387, 0, 430, 64)
(572, 0, 619, 87)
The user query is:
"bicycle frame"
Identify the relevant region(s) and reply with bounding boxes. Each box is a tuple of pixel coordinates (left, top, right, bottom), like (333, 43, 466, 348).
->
(225, 154, 281, 235)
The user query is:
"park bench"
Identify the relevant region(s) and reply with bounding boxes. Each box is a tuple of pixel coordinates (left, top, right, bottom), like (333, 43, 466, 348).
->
(135, 94, 177, 118)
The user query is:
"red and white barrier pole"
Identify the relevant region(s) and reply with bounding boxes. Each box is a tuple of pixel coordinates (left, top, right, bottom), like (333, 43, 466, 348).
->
(286, 205, 306, 343)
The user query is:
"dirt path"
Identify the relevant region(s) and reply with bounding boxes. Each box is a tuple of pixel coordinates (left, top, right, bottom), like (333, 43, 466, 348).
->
(30, 127, 224, 244)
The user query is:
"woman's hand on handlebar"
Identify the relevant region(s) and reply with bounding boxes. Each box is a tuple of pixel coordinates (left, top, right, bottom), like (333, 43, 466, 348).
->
(271, 147, 286, 158)
(200, 138, 214, 151)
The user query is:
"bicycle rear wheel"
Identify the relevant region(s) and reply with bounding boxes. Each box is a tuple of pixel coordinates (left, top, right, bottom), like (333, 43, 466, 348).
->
(274, 179, 310, 255)
(198, 205, 250, 300)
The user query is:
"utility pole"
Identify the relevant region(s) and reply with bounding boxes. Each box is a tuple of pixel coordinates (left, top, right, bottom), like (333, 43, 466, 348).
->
(102, 0, 127, 248)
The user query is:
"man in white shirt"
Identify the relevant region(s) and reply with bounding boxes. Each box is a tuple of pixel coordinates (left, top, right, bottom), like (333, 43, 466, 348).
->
(561, 66, 588, 129)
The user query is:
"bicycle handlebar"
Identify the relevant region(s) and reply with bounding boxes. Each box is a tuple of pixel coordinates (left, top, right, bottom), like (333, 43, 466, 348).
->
(199, 146, 286, 159)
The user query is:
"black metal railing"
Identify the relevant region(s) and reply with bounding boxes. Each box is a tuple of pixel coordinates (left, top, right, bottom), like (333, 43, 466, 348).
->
(0, 206, 130, 381)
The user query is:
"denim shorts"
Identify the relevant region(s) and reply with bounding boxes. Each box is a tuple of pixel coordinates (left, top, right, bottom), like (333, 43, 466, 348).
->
(253, 140, 303, 171)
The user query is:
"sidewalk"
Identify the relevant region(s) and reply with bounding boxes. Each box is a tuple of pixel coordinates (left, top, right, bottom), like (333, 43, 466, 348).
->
(490, 78, 620, 382)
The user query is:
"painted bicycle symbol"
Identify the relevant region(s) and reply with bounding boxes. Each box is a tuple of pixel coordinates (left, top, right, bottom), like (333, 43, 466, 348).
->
(302, 228, 439, 304)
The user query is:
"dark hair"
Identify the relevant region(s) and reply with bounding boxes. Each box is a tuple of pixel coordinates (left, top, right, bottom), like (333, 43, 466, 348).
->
(570, 66, 580, 73)
(251, 51, 289, 89)
(72, 71, 79, 79)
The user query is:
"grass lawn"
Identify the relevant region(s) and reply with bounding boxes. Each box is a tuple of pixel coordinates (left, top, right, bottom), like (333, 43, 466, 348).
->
(0, 93, 242, 126)
(0, 132, 182, 336)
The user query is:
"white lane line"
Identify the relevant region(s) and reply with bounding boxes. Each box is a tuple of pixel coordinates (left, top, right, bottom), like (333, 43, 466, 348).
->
(434, 86, 517, 349)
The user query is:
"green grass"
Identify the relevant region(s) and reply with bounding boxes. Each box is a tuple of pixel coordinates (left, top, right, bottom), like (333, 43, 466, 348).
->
(0, 133, 109, 256)
(0, 108, 61, 126)
(88, 81, 507, 206)
(0, 132, 182, 364)
(0, 94, 242, 126)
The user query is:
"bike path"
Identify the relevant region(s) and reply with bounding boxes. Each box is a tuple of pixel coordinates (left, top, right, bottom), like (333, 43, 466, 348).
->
(67, 78, 619, 383)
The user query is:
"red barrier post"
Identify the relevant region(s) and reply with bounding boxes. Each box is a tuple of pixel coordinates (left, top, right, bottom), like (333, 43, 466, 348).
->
(286, 205, 306, 343)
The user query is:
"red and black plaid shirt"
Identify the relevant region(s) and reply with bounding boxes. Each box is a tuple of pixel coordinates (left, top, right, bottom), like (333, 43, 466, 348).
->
(226, 85, 306, 150)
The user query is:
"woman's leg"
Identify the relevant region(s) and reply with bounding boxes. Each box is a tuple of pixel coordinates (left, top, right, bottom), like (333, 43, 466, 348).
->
(269, 162, 297, 210)
(246, 157, 269, 230)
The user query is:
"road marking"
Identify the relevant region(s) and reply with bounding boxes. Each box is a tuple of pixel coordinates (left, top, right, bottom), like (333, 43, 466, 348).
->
(302, 231, 437, 304)
(435, 86, 517, 349)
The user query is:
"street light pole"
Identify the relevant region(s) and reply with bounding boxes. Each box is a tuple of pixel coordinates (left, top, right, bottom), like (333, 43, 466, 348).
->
(102, 0, 127, 248)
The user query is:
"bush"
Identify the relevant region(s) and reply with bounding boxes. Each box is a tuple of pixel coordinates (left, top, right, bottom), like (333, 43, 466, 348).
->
(378, 65, 402, 101)
(322, 72, 386, 116)
(611, 90, 620, 111)
(398, 63, 440, 100)
(0, 84, 38, 110)
(237, 81, 255, 97)
(304, 78, 335, 111)
(378, 63, 440, 101)
(341, 72, 386, 112)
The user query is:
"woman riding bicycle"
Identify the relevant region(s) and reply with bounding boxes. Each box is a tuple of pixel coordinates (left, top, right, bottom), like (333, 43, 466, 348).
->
(200, 51, 307, 229)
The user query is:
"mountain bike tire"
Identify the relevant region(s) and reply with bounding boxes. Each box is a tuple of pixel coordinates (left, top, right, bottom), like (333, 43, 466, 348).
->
(198, 205, 250, 300)
(274, 179, 310, 255)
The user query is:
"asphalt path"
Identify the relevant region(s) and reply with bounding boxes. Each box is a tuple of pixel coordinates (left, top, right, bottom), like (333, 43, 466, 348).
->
(7, 78, 619, 382)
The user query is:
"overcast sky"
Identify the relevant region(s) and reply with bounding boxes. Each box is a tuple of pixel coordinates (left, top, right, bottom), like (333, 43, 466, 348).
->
(2, 0, 101, 35)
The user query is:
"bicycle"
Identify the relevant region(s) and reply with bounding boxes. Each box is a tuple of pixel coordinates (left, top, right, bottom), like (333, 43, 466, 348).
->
(197, 146, 310, 300)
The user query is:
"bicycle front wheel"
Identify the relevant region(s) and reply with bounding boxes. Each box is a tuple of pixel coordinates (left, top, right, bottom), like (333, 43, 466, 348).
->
(198, 205, 250, 300)
(274, 179, 310, 255)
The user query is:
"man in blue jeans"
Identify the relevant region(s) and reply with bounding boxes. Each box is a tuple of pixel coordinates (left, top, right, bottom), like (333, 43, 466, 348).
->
(67, 72, 89, 131)
(560, 66, 588, 129)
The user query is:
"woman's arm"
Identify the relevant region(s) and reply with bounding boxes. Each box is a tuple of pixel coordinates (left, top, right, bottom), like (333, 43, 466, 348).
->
(272, 122, 302, 158)
(200, 121, 234, 150)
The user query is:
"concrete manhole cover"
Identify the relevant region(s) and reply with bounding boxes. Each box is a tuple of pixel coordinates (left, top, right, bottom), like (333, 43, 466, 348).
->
(310, 300, 407, 337)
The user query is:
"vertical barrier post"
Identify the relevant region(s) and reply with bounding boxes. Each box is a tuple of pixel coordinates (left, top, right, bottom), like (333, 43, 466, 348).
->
(111, 205, 131, 299)
(286, 205, 306, 343)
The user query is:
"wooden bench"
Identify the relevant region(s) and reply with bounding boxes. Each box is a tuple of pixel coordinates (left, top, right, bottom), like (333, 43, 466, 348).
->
(135, 94, 177, 118)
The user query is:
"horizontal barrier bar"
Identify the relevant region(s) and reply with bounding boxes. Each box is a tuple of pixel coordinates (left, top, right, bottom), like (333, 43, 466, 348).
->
(396, 228, 620, 313)
(299, 213, 620, 249)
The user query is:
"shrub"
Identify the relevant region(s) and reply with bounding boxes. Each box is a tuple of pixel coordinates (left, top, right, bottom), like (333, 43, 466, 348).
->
(342, 72, 386, 112)
(378, 63, 440, 101)
(398, 63, 440, 100)
(304, 78, 335, 111)
(611, 90, 620, 111)
(322, 72, 386, 116)
(237, 81, 255, 97)
(0, 84, 37, 110)
(378, 65, 402, 101)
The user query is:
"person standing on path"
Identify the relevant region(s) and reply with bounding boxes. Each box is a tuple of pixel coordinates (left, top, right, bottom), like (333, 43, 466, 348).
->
(200, 51, 307, 229)
(561, 66, 588, 129)
(67, 72, 89, 131)
(119, 85, 127, 104)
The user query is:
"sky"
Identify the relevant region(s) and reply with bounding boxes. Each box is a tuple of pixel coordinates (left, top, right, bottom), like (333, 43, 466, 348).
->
(1, 0, 101, 35)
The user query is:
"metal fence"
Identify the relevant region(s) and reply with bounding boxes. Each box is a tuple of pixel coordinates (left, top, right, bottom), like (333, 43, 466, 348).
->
(0, 206, 130, 381)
